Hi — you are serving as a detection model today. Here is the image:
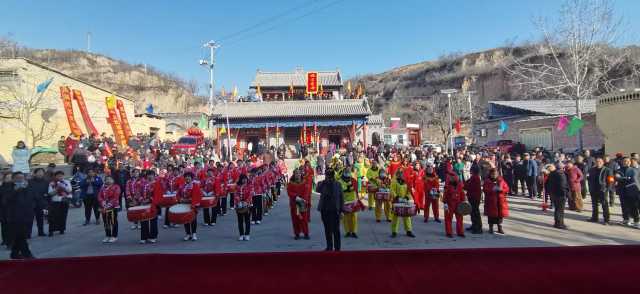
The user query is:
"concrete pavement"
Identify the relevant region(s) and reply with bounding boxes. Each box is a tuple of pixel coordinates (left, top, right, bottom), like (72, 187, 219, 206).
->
(3, 186, 640, 260)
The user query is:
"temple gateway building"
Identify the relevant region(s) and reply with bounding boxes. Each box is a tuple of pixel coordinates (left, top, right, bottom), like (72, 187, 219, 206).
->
(212, 69, 375, 158)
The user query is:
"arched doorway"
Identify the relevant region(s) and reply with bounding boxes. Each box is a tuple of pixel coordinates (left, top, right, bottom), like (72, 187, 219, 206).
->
(372, 132, 382, 146)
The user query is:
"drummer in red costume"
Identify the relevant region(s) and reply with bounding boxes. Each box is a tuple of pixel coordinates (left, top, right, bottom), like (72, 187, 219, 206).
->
(303, 161, 315, 222)
(135, 171, 162, 243)
(177, 172, 202, 241)
(251, 169, 264, 225)
(235, 174, 253, 241)
(125, 169, 141, 230)
(387, 154, 402, 181)
(162, 166, 184, 228)
(443, 169, 466, 238)
(421, 165, 442, 223)
(287, 170, 311, 240)
(98, 176, 121, 243)
(201, 169, 217, 226)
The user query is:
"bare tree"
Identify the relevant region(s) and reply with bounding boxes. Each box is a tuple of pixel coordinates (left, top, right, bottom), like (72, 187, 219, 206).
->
(0, 77, 58, 147)
(420, 94, 469, 152)
(506, 0, 633, 150)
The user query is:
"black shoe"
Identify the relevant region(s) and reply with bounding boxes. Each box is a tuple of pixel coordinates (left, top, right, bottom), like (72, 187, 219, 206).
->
(376, 220, 381, 223)
(48, 232, 54, 237)
(38, 233, 46, 237)
(83, 221, 89, 226)
(406, 231, 415, 238)
(10, 252, 22, 260)
(386, 219, 392, 223)
(446, 234, 453, 238)
(303, 235, 310, 240)
(489, 229, 494, 234)
(465, 227, 472, 231)
(434, 219, 442, 223)
(352, 233, 358, 239)
(294, 235, 300, 240)
(497, 229, 505, 235)
(391, 232, 397, 238)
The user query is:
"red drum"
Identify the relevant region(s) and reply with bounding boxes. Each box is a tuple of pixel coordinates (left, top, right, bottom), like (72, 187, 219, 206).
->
(168, 204, 196, 224)
(227, 183, 237, 193)
(158, 192, 178, 207)
(127, 205, 156, 222)
(200, 196, 218, 208)
(235, 201, 250, 214)
(342, 200, 366, 213)
(393, 203, 417, 217)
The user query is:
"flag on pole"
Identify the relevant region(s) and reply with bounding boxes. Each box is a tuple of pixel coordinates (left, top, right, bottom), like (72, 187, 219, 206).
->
(289, 82, 294, 98)
(145, 104, 154, 114)
(198, 114, 208, 130)
(232, 85, 238, 98)
(455, 119, 461, 133)
(566, 117, 584, 137)
(347, 81, 352, 97)
(36, 77, 53, 93)
(220, 86, 227, 98)
(498, 120, 508, 135)
(256, 83, 262, 98)
(390, 117, 401, 129)
(219, 127, 226, 134)
(556, 116, 570, 131)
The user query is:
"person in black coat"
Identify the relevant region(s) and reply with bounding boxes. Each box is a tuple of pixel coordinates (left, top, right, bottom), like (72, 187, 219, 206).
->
(0, 172, 12, 249)
(5, 172, 37, 259)
(316, 169, 344, 252)
(545, 164, 570, 229)
(28, 168, 49, 237)
(588, 157, 613, 224)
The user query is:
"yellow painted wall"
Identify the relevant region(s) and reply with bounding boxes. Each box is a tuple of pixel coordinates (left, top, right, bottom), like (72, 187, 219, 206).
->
(0, 58, 163, 165)
(596, 99, 640, 155)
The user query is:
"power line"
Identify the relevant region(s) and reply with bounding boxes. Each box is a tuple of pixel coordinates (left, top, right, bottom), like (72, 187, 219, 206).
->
(217, 0, 320, 43)
(224, 0, 345, 48)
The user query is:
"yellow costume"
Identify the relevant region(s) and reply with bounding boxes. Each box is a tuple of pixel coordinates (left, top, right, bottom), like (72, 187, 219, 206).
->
(339, 176, 359, 235)
(390, 178, 413, 234)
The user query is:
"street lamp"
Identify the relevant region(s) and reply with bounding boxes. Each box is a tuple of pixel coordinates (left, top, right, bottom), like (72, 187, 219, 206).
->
(440, 89, 458, 156)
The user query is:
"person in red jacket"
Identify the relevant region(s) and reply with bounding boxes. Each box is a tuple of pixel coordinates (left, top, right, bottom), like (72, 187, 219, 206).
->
(136, 171, 163, 243)
(98, 176, 121, 243)
(443, 171, 465, 238)
(287, 171, 311, 239)
(234, 174, 253, 241)
(483, 168, 510, 234)
(464, 166, 483, 234)
(387, 154, 402, 182)
(565, 161, 584, 212)
(161, 166, 185, 228)
(422, 165, 441, 223)
(177, 172, 202, 241)
(201, 169, 217, 226)
(411, 162, 425, 213)
(125, 169, 141, 230)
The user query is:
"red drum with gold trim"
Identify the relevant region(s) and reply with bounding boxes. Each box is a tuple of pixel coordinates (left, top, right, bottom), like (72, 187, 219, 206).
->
(168, 204, 196, 224)
(127, 205, 157, 222)
(158, 192, 178, 207)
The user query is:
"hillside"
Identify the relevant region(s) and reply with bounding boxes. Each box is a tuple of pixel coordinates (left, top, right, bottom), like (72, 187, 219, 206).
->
(351, 45, 640, 127)
(0, 39, 206, 113)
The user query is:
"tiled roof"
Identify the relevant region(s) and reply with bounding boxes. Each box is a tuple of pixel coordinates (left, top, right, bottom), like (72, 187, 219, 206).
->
(490, 99, 596, 115)
(251, 69, 342, 88)
(211, 99, 370, 119)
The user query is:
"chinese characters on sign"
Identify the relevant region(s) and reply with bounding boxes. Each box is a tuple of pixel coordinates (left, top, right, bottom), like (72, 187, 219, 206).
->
(306, 72, 318, 95)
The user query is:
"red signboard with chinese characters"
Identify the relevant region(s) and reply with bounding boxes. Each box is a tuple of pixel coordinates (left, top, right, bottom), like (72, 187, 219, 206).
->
(306, 72, 318, 94)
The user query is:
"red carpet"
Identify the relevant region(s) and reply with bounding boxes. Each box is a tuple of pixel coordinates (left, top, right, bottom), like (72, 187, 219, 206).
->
(1, 245, 639, 294)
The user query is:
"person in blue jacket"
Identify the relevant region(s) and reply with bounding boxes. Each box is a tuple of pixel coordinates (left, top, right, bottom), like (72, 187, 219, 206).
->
(80, 168, 103, 225)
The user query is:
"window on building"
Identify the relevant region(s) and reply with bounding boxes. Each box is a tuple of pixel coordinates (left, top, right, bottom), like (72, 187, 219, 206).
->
(398, 135, 404, 144)
(384, 134, 392, 144)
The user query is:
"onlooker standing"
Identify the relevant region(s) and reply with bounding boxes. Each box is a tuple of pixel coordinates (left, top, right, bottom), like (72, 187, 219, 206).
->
(5, 172, 37, 259)
(316, 169, 343, 251)
(80, 169, 103, 225)
(604, 155, 619, 206)
(47, 171, 72, 236)
(565, 161, 584, 212)
(0, 173, 12, 248)
(483, 168, 510, 234)
(514, 155, 526, 196)
(28, 168, 49, 237)
(588, 157, 612, 224)
(524, 153, 538, 199)
(11, 141, 31, 175)
(545, 164, 569, 229)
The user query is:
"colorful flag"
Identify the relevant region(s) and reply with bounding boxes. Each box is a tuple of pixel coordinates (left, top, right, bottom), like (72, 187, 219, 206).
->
(289, 83, 294, 97)
(390, 117, 401, 129)
(455, 119, 461, 133)
(36, 77, 53, 93)
(566, 117, 585, 137)
(256, 84, 262, 98)
(232, 85, 238, 98)
(556, 116, 569, 131)
(499, 120, 508, 135)
(219, 127, 226, 134)
(347, 81, 352, 97)
(220, 86, 226, 98)
(145, 104, 154, 114)
(198, 114, 208, 130)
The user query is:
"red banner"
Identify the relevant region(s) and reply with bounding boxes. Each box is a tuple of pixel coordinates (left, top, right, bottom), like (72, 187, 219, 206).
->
(60, 86, 83, 137)
(306, 72, 318, 95)
(106, 96, 127, 147)
(72, 89, 99, 136)
(116, 100, 133, 140)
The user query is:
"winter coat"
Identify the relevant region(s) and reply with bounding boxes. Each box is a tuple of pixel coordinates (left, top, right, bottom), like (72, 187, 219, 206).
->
(566, 167, 584, 193)
(483, 178, 510, 218)
(11, 148, 31, 174)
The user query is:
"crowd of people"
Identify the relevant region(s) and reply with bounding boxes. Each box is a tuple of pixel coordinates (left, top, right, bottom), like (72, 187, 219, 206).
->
(1, 132, 639, 259)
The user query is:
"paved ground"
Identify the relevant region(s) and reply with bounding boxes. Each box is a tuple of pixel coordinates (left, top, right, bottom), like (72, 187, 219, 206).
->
(3, 186, 639, 260)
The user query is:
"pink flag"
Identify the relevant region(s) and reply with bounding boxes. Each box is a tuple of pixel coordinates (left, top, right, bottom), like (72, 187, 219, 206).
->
(556, 116, 569, 131)
(390, 117, 401, 129)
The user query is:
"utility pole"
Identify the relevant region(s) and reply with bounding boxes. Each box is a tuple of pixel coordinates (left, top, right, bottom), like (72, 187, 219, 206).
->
(87, 32, 91, 53)
(441, 89, 458, 156)
(467, 90, 476, 144)
(200, 41, 230, 160)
